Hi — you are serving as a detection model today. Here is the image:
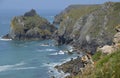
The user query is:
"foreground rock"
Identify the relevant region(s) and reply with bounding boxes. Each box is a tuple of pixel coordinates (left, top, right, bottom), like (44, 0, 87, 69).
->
(54, 2, 120, 54)
(97, 25, 120, 54)
(3, 9, 56, 40)
(55, 54, 94, 77)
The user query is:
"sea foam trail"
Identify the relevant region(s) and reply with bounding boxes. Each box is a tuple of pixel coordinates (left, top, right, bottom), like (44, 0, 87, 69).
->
(0, 62, 37, 72)
(40, 44, 49, 47)
(50, 50, 65, 55)
(37, 49, 57, 52)
(0, 62, 25, 72)
(43, 56, 78, 78)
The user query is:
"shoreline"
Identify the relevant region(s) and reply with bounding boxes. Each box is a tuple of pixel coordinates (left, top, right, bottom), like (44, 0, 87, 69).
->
(52, 47, 84, 78)
(53, 45, 94, 78)
(47, 47, 82, 78)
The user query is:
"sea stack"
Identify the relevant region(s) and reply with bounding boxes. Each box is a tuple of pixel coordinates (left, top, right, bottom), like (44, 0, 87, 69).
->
(2, 9, 56, 40)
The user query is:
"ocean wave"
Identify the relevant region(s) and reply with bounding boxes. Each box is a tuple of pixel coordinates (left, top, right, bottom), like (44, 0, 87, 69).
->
(0, 62, 25, 72)
(45, 56, 79, 78)
(43, 62, 70, 78)
(37, 49, 57, 52)
(14, 67, 37, 70)
(50, 50, 65, 55)
(40, 44, 49, 47)
(0, 62, 36, 72)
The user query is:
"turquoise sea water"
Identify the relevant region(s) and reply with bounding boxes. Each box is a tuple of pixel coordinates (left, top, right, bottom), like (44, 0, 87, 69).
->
(0, 10, 77, 78)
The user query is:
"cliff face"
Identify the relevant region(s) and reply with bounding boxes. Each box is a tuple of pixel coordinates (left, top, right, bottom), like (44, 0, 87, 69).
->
(3, 9, 56, 40)
(54, 2, 120, 54)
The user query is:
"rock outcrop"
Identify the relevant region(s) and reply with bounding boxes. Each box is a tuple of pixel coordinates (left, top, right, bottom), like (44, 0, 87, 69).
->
(55, 54, 94, 77)
(3, 9, 56, 40)
(97, 25, 120, 54)
(54, 2, 120, 54)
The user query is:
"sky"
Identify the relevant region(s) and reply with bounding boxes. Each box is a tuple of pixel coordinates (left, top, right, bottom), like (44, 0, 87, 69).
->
(0, 0, 120, 10)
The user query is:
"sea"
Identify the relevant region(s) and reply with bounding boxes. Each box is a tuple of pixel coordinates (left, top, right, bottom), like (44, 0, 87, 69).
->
(0, 9, 78, 78)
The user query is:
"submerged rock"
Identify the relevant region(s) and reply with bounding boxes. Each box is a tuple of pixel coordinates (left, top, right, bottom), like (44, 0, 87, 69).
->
(3, 9, 56, 40)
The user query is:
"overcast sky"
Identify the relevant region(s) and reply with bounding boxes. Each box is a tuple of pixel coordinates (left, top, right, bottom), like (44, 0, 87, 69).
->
(0, 0, 120, 10)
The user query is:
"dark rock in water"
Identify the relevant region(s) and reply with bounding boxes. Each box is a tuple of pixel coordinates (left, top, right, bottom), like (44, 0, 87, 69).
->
(55, 57, 84, 74)
(51, 76, 55, 78)
(54, 2, 120, 53)
(3, 9, 56, 40)
(2, 34, 11, 39)
(55, 54, 94, 77)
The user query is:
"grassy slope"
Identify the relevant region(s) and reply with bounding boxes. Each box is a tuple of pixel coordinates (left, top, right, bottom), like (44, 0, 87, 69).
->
(74, 50, 120, 78)
(58, 5, 100, 35)
(59, 2, 120, 36)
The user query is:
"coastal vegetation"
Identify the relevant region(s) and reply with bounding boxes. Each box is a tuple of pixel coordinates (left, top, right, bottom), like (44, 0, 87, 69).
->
(74, 50, 120, 78)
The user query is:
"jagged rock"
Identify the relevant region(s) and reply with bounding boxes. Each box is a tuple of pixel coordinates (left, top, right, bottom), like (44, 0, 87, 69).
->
(3, 9, 56, 40)
(2, 34, 11, 39)
(55, 54, 94, 77)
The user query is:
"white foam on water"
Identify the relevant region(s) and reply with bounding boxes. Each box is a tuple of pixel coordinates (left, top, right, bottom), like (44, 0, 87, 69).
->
(50, 53, 58, 55)
(0, 37, 12, 41)
(46, 49, 57, 52)
(42, 56, 79, 78)
(0, 62, 37, 72)
(40, 44, 49, 47)
(14, 67, 37, 70)
(37, 49, 57, 52)
(0, 62, 25, 72)
(43, 62, 70, 78)
(50, 50, 65, 56)
(58, 50, 65, 55)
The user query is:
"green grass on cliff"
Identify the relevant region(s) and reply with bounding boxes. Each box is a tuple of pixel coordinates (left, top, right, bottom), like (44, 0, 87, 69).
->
(64, 5, 100, 20)
(74, 50, 120, 78)
(59, 2, 120, 39)
(59, 5, 100, 35)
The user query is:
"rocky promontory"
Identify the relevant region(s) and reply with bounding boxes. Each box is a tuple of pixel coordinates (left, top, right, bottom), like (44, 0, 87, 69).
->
(54, 2, 120, 78)
(3, 9, 56, 40)
(54, 2, 120, 54)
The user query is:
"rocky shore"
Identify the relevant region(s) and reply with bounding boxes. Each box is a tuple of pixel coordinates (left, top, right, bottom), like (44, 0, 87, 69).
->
(2, 1, 120, 78)
(53, 2, 120, 78)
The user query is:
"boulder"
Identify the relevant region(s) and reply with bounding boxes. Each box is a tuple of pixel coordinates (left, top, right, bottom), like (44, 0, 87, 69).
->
(97, 45, 115, 54)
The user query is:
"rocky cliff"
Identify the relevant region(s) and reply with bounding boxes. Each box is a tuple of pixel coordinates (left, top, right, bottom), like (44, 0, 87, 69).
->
(54, 2, 120, 54)
(55, 24, 120, 78)
(3, 9, 56, 40)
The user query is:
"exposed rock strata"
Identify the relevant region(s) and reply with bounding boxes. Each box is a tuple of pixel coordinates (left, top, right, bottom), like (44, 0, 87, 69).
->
(54, 2, 120, 54)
